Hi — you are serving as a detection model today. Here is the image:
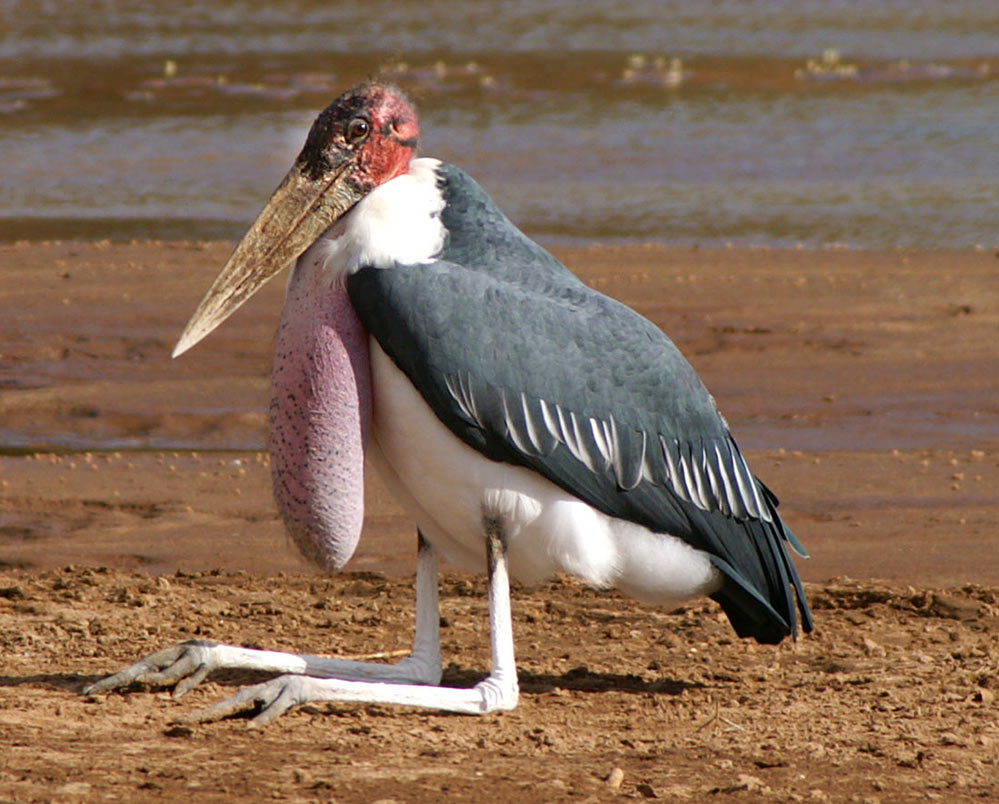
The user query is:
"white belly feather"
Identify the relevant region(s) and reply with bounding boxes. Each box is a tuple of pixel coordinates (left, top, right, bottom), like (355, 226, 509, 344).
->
(367, 341, 722, 609)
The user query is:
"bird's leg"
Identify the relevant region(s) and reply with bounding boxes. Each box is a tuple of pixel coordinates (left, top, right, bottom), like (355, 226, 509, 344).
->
(85, 532, 442, 698)
(476, 511, 520, 710)
(174, 515, 519, 724)
(297, 530, 442, 684)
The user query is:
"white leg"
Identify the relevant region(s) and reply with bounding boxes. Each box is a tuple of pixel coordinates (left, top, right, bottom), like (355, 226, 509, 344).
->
(300, 532, 442, 685)
(180, 518, 519, 725)
(476, 512, 519, 710)
(85, 533, 442, 697)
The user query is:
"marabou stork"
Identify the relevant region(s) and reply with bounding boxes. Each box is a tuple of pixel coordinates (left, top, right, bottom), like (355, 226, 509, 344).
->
(87, 83, 813, 724)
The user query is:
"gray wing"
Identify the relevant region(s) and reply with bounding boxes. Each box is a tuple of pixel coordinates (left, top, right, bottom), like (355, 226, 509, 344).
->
(348, 260, 812, 642)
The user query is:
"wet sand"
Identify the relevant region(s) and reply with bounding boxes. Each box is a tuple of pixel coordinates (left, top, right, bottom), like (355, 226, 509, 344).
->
(2, 240, 998, 804)
(1, 240, 996, 583)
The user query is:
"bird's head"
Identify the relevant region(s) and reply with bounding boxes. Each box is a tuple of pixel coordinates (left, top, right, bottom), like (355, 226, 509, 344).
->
(298, 83, 419, 190)
(173, 83, 419, 357)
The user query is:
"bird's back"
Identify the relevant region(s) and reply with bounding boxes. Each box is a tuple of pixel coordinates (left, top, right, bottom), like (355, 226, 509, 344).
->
(349, 161, 813, 643)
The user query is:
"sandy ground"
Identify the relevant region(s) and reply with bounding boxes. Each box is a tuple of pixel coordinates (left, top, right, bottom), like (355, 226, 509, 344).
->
(1, 241, 998, 803)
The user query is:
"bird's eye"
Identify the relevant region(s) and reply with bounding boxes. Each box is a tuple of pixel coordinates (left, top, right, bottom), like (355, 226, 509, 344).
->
(345, 117, 370, 144)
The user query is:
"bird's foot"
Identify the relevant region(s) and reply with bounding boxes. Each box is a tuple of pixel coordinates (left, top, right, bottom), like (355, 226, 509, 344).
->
(178, 674, 319, 727)
(84, 641, 308, 698)
(178, 671, 519, 726)
(84, 640, 222, 697)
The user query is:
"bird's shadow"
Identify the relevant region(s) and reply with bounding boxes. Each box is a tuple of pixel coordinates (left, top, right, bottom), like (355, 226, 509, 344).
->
(2, 665, 703, 699)
(0, 673, 94, 692)
(0, 669, 292, 695)
(443, 663, 703, 697)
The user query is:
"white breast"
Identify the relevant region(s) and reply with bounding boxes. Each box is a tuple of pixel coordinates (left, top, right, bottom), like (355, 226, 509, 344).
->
(366, 341, 723, 610)
(313, 157, 446, 278)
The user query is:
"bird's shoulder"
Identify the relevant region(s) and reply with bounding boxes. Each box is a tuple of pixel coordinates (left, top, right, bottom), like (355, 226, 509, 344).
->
(430, 162, 577, 285)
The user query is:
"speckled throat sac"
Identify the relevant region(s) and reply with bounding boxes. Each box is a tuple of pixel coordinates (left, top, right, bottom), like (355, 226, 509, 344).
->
(268, 261, 371, 571)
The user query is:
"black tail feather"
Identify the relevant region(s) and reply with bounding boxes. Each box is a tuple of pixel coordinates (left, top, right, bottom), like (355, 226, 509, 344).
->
(703, 508, 813, 644)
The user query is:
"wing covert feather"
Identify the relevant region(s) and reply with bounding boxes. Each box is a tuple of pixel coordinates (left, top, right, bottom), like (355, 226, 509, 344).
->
(350, 261, 774, 532)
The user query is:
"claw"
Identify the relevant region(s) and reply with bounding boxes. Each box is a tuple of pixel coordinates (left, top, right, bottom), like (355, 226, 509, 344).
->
(249, 678, 309, 726)
(178, 675, 306, 726)
(84, 641, 220, 695)
(173, 664, 212, 698)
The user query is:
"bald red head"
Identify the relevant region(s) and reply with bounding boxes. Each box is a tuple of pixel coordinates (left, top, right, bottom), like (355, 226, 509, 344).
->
(297, 83, 420, 193)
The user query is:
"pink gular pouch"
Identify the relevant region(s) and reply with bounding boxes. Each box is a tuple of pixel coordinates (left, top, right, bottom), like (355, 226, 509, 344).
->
(269, 265, 372, 571)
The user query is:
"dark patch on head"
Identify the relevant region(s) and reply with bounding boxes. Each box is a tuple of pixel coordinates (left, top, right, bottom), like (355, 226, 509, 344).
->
(296, 86, 375, 181)
(296, 83, 420, 186)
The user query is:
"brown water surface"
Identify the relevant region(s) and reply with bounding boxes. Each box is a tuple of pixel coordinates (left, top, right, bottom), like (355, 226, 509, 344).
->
(2, 2, 996, 247)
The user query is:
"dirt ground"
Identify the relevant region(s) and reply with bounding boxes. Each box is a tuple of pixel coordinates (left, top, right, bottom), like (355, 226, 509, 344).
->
(1, 241, 998, 803)
(2, 569, 998, 803)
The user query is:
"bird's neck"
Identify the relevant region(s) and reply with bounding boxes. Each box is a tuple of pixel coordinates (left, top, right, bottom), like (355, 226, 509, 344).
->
(268, 253, 371, 571)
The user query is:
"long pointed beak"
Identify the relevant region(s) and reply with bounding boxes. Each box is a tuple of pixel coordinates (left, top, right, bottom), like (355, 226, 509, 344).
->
(173, 160, 363, 357)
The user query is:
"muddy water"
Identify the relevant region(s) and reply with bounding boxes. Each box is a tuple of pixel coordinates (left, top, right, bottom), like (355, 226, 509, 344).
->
(1, 1, 997, 248)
